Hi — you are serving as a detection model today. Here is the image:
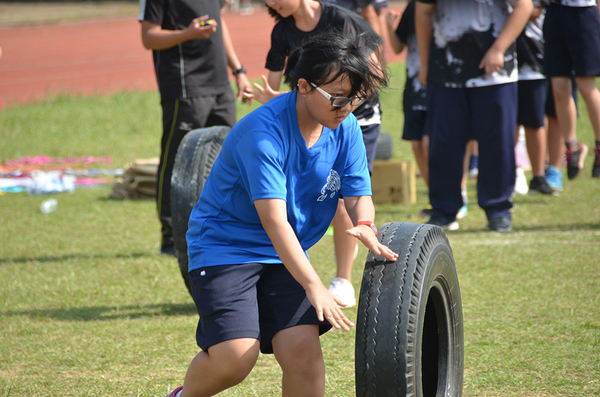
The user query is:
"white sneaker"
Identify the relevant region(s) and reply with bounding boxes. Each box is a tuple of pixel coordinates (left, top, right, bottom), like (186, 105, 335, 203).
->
(514, 167, 529, 195)
(328, 277, 356, 307)
(456, 204, 468, 220)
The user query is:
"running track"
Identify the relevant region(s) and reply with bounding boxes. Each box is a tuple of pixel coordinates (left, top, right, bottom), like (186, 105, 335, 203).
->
(0, 4, 406, 109)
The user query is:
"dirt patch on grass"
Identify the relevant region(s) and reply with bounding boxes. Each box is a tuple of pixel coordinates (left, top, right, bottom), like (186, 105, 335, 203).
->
(0, 1, 140, 27)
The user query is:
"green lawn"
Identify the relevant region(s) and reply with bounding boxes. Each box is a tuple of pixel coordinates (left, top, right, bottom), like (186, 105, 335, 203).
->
(1, 63, 599, 396)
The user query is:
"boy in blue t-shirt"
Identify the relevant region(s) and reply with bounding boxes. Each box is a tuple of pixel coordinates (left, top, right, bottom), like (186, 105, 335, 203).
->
(165, 32, 397, 397)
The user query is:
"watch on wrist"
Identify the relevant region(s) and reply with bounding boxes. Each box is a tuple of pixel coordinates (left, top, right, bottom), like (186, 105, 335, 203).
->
(232, 65, 246, 76)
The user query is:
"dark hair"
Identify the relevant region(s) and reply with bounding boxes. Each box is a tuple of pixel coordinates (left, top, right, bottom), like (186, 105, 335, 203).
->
(283, 30, 387, 99)
(266, 5, 283, 21)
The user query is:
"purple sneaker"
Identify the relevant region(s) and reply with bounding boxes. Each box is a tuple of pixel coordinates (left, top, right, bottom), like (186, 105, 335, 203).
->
(167, 386, 183, 397)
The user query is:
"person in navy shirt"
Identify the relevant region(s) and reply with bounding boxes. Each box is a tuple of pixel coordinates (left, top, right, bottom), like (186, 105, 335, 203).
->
(416, 0, 533, 232)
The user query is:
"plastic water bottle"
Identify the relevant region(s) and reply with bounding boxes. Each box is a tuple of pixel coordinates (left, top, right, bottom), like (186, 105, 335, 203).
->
(40, 198, 57, 213)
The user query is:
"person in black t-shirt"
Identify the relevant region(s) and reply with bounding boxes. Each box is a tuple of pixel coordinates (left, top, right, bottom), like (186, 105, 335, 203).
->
(139, 0, 252, 256)
(323, 0, 383, 37)
(244, 0, 383, 308)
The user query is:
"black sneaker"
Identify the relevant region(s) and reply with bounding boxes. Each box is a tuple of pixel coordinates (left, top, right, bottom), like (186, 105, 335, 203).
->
(486, 217, 512, 232)
(593, 146, 600, 178)
(565, 142, 588, 180)
(419, 208, 433, 218)
(528, 176, 558, 196)
(160, 244, 176, 257)
(427, 216, 459, 231)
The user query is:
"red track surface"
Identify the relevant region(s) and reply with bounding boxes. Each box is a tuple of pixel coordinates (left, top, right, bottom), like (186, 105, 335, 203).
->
(0, 4, 406, 109)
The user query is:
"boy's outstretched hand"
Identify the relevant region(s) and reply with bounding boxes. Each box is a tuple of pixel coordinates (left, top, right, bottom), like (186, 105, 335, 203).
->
(346, 224, 399, 263)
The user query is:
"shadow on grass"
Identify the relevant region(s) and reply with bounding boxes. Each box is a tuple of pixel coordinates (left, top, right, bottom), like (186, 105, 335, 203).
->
(370, 218, 600, 234)
(449, 221, 600, 234)
(0, 302, 197, 322)
(0, 251, 158, 265)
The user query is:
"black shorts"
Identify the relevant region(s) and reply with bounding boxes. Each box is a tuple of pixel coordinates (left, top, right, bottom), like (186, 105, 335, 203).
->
(161, 91, 237, 136)
(360, 123, 380, 174)
(543, 5, 600, 77)
(517, 79, 548, 128)
(190, 263, 332, 354)
(402, 108, 428, 141)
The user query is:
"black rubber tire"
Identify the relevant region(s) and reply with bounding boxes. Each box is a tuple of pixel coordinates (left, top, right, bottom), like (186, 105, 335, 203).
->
(170, 126, 231, 295)
(355, 222, 464, 397)
(374, 131, 393, 160)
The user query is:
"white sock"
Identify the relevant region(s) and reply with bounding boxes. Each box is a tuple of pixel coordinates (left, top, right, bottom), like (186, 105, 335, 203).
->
(175, 391, 183, 397)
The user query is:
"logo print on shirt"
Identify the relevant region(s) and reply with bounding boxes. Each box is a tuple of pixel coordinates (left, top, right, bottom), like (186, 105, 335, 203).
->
(179, 121, 194, 132)
(317, 170, 341, 201)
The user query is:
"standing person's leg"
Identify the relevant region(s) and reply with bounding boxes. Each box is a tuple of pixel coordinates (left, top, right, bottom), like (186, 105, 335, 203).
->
(404, 109, 429, 186)
(329, 122, 379, 307)
(426, 84, 469, 229)
(472, 83, 517, 231)
(157, 98, 193, 255)
(330, 198, 358, 307)
(413, 134, 430, 186)
(551, 76, 586, 180)
(457, 141, 475, 220)
(575, 76, 600, 177)
(544, 79, 573, 190)
(468, 140, 479, 179)
(156, 94, 236, 255)
(518, 79, 556, 195)
(543, 5, 587, 180)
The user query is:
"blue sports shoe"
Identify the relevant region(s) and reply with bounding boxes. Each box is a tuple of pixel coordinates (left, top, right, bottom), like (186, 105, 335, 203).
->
(545, 165, 563, 191)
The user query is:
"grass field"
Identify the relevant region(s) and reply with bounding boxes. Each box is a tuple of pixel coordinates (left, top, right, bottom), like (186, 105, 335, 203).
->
(1, 60, 599, 396)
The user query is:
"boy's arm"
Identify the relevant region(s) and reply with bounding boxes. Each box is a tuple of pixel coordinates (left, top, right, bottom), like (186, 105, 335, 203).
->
(415, 1, 435, 85)
(478, 0, 533, 74)
(254, 198, 354, 330)
(385, 10, 406, 54)
(342, 196, 399, 261)
(244, 71, 287, 104)
(140, 16, 216, 50)
(220, 15, 253, 102)
(531, 6, 544, 20)
(361, 3, 384, 37)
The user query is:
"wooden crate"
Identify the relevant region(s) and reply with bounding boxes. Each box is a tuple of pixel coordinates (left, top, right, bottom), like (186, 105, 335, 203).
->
(371, 160, 416, 205)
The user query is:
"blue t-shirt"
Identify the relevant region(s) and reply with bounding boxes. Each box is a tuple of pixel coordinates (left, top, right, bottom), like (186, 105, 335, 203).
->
(186, 91, 371, 271)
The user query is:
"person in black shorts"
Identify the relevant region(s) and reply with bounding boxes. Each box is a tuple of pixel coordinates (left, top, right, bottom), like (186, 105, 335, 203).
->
(386, 1, 431, 206)
(416, 0, 533, 232)
(544, 76, 578, 191)
(245, 0, 384, 308)
(543, 0, 600, 180)
(139, 0, 253, 256)
(515, 3, 557, 195)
